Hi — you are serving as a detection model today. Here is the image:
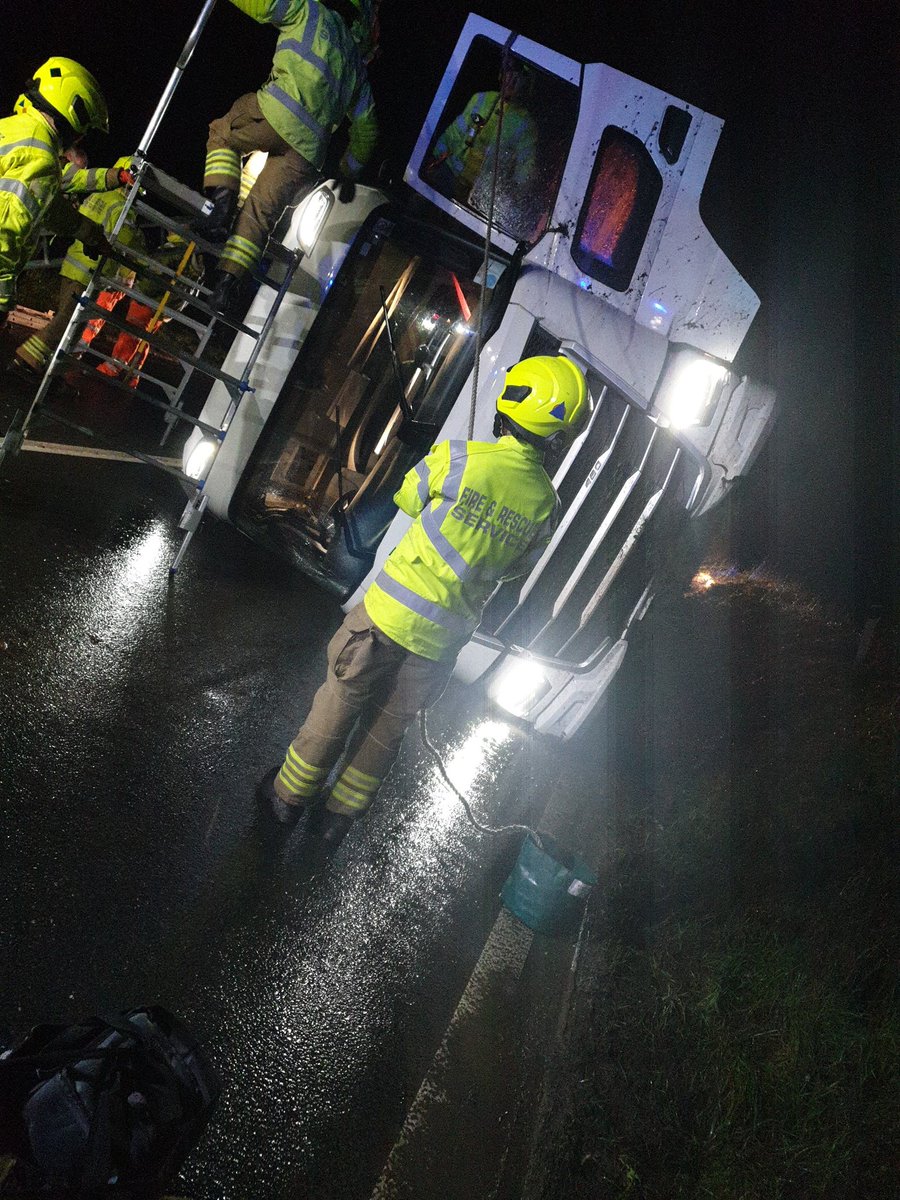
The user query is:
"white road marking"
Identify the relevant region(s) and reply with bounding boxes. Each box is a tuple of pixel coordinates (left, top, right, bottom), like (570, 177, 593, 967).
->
(21, 440, 181, 467)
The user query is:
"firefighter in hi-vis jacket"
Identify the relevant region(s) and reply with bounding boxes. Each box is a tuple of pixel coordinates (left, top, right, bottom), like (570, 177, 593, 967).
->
(198, 0, 380, 316)
(0, 57, 111, 331)
(14, 159, 147, 378)
(256, 355, 588, 848)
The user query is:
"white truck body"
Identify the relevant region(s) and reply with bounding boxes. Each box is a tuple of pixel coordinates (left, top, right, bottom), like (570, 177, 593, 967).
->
(182, 14, 774, 739)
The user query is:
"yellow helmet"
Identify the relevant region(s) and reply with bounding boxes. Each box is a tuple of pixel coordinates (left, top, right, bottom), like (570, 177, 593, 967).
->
(28, 57, 108, 137)
(496, 355, 588, 441)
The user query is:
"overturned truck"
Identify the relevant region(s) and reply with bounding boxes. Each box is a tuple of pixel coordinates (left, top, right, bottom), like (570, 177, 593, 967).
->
(182, 14, 774, 739)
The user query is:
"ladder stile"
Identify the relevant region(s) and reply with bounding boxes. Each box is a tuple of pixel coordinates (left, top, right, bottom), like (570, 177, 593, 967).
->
(0, 5, 303, 570)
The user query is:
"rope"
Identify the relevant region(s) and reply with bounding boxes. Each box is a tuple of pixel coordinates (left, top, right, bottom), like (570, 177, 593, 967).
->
(418, 709, 544, 849)
(467, 48, 512, 441)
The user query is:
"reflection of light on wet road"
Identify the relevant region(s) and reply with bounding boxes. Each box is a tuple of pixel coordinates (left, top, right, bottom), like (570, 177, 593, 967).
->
(49, 521, 172, 717)
(74, 522, 168, 652)
(423, 718, 514, 830)
(187, 711, 523, 1193)
(119, 526, 166, 588)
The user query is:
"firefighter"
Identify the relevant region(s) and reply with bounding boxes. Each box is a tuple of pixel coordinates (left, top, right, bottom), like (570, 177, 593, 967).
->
(14, 159, 147, 378)
(0, 57, 110, 332)
(427, 57, 537, 207)
(198, 0, 380, 315)
(257, 355, 588, 847)
(60, 146, 135, 197)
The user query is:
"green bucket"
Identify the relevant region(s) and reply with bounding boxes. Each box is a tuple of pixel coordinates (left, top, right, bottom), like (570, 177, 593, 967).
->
(501, 834, 597, 935)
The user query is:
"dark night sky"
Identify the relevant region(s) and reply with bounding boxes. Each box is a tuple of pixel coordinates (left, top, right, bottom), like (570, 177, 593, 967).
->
(3, 1, 895, 617)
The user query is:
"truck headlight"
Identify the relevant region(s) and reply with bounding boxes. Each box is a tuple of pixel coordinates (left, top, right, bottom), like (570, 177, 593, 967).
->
(654, 349, 729, 429)
(490, 657, 551, 718)
(185, 436, 217, 481)
(296, 184, 335, 256)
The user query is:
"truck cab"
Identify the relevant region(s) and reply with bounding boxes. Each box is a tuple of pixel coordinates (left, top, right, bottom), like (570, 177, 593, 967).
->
(182, 14, 774, 739)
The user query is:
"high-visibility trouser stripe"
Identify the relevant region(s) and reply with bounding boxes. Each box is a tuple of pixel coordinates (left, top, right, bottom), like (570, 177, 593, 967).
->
(271, 0, 292, 21)
(278, 747, 327, 798)
(17, 334, 51, 368)
(204, 148, 241, 182)
(0, 177, 40, 220)
(221, 233, 262, 273)
(331, 765, 382, 813)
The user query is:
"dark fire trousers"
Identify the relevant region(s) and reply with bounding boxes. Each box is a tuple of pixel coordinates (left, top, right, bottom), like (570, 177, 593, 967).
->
(204, 93, 319, 277)
(275, 604, 455, 817)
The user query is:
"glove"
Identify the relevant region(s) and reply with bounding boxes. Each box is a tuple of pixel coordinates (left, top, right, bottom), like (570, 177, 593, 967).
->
(105, 165, 136, 189)
(76, 217, 117, 262)
(336, 175, 356, 204)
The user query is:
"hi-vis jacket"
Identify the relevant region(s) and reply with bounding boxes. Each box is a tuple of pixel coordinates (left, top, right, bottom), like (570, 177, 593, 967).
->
(61, 161, 116, 195)
(432, 91, 538, 195)
(365, 437, 559, 661)
(0, 107, 69, 312)
(12, 94, 117, 196)
(229, 0, 378, 174)
(60, 188, 143, 287)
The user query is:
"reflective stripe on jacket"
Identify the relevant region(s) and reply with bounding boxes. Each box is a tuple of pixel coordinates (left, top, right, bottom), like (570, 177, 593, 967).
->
(61, 162, 115, 195)
(365, 437, 559, 661)
(60, 188, 143, 286)
(229, 0, 378, 171)
(0, 108, 62, 310)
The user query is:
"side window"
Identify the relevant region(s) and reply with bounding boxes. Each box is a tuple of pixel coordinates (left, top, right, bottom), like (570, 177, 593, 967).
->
(419, 36, 580, 246)
(571, 127, 663, 291)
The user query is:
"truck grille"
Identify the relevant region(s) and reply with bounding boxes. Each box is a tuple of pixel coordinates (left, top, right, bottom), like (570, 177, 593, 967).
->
(480, 382, 703, 663)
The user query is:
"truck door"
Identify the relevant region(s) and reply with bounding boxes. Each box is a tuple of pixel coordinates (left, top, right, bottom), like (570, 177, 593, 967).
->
(406, 15, 582, 254)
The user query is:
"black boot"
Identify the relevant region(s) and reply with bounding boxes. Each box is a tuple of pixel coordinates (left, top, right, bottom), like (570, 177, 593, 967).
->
(256, 766, 305, 828)
(313, 808, 355, 850)
(195, 185, 238, 244)
(210, 269, 247, 318)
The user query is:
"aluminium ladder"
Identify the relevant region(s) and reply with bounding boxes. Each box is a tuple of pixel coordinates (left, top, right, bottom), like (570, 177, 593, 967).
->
(0, 0, 303, 571)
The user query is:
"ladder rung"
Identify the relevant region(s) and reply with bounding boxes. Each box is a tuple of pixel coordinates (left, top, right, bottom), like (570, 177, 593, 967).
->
(72, 346, 178, 401)
(95, 275, 208, 336)
(37, 403, 192, 482)
(59, 355, 225, 438)
(95, 255, 262, 340)
(74, 300, 251, 392)
(30, 406, 98, 441)
(132, 199, 299, 288)
(138, 162, 213, 219)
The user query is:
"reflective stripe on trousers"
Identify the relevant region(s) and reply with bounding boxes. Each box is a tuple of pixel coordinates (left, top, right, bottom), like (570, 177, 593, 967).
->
(205, 92, 318, 278)
(274, 603, 455, 815)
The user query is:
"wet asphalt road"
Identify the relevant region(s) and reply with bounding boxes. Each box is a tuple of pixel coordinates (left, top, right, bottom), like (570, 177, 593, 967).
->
(0, 389, 577, 1197)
